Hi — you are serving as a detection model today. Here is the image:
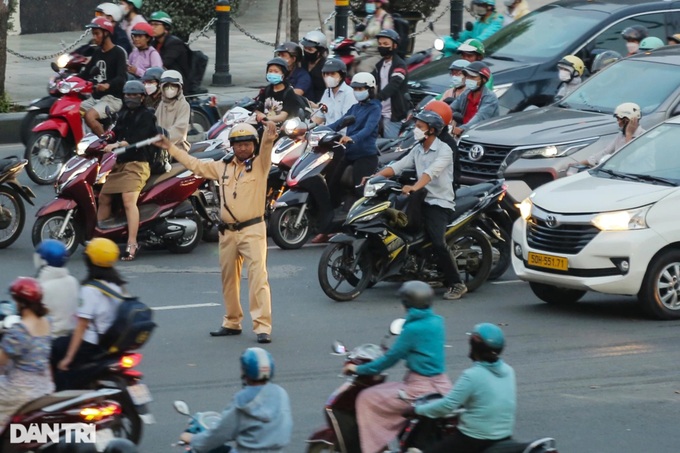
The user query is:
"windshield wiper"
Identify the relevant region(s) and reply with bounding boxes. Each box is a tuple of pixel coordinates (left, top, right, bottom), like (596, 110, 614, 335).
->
(557, 101, 570, 109)
(488, 55, 516, 61)
(596, 168, 632, 179)
(626, 173, 677, 186)
(579, 107, 603, 114)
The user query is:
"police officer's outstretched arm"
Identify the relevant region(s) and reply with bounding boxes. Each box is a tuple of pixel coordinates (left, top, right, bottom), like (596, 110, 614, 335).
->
(257, 121, 278, 171)
(155, 135, 222, 180)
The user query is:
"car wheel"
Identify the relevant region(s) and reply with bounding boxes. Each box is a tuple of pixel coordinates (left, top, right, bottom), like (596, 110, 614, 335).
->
(529, 282, 586, 305)
(638, 249, 680, 320)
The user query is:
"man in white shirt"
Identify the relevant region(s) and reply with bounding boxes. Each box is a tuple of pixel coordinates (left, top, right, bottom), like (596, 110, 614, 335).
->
(312, 58, 357, 131)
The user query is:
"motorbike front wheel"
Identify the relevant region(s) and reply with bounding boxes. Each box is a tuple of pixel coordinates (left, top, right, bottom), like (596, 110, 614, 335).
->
(188, 108, 212, 143)
(32, 211, 82, 255)
(318, 242, 372, 301)
(0, 186, 25, 249)
(488, 226, 512, 281)
(448, 228, 493, 293)
(166, 215, 204, 254)
(20, 111, 48, 146)
(25, 131, 72, 185)
(269, 205, 313, 250)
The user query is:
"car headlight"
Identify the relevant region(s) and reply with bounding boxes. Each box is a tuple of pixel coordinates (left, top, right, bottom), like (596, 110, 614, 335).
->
(518, 197, 533, 220)
(363, 181, 385, 198)
(493, 83, 512, 98)
(433, 38, 444, 51)
(520, 138, 599, 159)
(591, 205, 650, 231)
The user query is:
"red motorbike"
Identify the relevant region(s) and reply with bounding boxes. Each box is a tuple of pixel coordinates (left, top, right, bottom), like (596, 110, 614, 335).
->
(25, 75, 94, 185)
(330, 37, 433, 78)
(31, 135, 222, 255)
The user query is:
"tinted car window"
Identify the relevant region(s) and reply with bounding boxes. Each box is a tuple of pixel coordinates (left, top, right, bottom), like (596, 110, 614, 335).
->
(484, 5, 605, 60)
(562, 59, 679, 115)
(587, 13, 666, 56)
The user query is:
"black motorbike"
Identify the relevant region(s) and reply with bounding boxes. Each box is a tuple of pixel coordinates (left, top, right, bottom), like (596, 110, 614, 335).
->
(0, 157, 36, 248)
(186, 93, 221, 144)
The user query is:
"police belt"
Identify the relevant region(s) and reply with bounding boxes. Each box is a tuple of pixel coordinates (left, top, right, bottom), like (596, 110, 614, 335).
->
(218, 216, 264, 233)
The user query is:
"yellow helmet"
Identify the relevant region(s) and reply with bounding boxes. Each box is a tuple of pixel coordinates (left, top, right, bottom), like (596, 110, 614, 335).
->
(85, 238, 119, 268)
(557, 55, 585, 77)
(228, 123, 259, 145)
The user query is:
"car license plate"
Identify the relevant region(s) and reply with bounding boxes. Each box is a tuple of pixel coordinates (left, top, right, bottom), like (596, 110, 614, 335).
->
(128, 383, 153, 406)
(528, 252, 568, 271)
(95, 428, 114, 452)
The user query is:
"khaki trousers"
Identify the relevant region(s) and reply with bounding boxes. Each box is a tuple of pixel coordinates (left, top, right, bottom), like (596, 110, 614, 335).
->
(218, 221, 272, 334)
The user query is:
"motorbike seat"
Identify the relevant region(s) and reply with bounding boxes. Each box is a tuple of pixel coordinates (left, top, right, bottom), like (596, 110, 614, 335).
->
(450, 196, 480, 221)
(14, 390, 92, 415)
(406, 50, 430, 66)
(376, 138, 399, 154)
(455, 182, 496, 199)
(0, 157, 22, 172)
(191, 148, 227, 161)
(141, 163, 188, 192)
(188, 142, 211, 154)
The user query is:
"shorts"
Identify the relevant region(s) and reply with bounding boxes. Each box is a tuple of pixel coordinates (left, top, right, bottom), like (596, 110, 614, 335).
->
(81, 95, 122, 119)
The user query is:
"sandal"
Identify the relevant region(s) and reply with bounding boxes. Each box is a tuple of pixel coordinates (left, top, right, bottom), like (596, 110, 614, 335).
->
(121, 243, 139, 261)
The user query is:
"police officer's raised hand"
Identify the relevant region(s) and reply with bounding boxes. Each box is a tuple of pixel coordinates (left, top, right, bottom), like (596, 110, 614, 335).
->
(152, 135, 172, 150)
(263, 120, 278, 139)
(339, 136, 353, 145)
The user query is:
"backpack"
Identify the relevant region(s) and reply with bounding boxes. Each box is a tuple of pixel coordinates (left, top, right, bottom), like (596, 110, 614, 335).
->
(386, 13, 411, 59)
(85, 280, 157, 355)
(186, 48, 209, 95)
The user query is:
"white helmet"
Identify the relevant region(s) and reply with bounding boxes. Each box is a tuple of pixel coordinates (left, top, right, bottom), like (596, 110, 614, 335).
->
(614, 102, 641, 120)
(96, 3, 123, 22)
(350, 72, 376, 89)
(300, 30, 328, 50)
(160, 69, 183, 86)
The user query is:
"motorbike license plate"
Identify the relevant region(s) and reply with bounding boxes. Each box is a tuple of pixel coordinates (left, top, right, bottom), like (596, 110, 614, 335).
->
(128, 383, 153, 405)
(528, 252, 568, 271)
(95, 428, 114, 452)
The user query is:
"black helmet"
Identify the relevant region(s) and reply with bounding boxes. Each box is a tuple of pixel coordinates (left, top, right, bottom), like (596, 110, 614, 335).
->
(463, 61, 491, 81)
(413, 110, 445, 135)
(375, 29, 400, 45)
(266, 57, 290, 78)
(275, 41, 302, 61)
(103, 439, 138, 453)
(621, 25, 648, 42)
(398, 281, 434, 309)
(322, 58, 347, 74)
(123, 80, 145, 95)
(141, 66, 164, 83)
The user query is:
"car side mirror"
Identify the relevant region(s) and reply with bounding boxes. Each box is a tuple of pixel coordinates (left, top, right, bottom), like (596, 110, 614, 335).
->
(173, 400, 191, 416)
(671, 103, 680, 117)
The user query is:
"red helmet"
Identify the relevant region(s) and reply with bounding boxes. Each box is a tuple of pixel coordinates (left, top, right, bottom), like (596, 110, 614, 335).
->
(131, 22, 154, 37)
(10, 277, 43, 304)
(424, 100, 453, 126)
(86, 17, 115, 34)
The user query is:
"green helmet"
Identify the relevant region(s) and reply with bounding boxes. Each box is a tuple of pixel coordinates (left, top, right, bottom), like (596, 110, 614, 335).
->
(149, 10, 172, 28)
(458, 38, 485, 56)
(639, 36, 664, 51)
(121, 0, 142, 10)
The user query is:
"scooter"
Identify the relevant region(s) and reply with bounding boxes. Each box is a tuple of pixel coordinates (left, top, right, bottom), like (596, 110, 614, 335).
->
(171, 400, 223, 449)
(0, 157, 36, 249)
(330, 37, 433, 78)
(31, 136, 220, 255)
(206, 97, 260, 146)
(186, 93, 221, 144)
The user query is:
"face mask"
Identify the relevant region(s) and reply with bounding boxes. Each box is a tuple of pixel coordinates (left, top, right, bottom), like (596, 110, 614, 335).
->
(354, 90, 369, 102)
(378, 46, 394, 57)
(558, 69, 572, 82)
(474, 5, 488, 16)
(365, 2, 376, 13)
(266, 72, 284, 85)
(303, 51, 318, 62)
(626, 42, 639, 54)
(124, 97, 142, 109)
(450, 75, 464, 87)
(413, 127, 427, 142)
(144, 83, 157, 95)
(324, 75, 340, 88)
(163, 86, 179, 99)
(465, 79, 479, 90)
(121, 5, 130, 15)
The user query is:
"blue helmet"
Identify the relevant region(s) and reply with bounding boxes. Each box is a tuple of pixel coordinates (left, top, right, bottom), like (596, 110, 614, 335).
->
(35, 239, 69, 267)
(241, 347, 275, 381)
(469, 323, 505, 353)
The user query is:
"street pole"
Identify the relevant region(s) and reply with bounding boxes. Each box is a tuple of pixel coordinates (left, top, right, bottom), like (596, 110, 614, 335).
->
(334, 0, 349, 39)
(450, 0, 464, 39)
(212, 0, 232, 87)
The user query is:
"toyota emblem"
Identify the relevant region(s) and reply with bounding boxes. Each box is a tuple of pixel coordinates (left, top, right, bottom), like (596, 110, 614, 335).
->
(545, 215, 558, 228)
(469, 144, 485, 161)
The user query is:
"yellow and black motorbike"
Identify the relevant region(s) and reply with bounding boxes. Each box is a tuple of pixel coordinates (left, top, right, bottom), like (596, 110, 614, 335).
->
(317, 176, 502, 301)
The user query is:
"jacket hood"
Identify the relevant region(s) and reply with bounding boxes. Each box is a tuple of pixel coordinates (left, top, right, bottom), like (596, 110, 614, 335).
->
(235, 383, 286, 422)
(406, 307, 434, 321)
(477, 359, 510, 377)
(37, 266, 72, 281)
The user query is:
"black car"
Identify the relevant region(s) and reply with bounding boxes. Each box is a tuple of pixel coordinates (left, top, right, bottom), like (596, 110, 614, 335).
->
(408, 0, 680, 113)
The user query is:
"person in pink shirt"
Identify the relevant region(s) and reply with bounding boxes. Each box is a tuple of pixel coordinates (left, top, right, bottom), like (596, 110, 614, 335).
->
(120, 0, 147, 42)
(128, 22, 163, 78)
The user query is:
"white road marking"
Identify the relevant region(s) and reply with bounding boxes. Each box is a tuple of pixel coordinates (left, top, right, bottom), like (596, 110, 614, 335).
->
(151, 303, 220, 311)
(491, 280, 524, 285)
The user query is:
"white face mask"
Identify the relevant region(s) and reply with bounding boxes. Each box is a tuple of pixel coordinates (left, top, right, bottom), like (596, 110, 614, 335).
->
(558, 69, 572, 82)
(354, 90, 369, 102)
(324, 76, 340, 88)
(474, 5, 488, 16)
(465, 79, 479, 90)
(413, 127, 427, 142)
(450, 75, 464, 87)
(144, 83, 157, 95)
(163, 86, 179, 99)
(121, 5, 130, 15)
(626, 42, 639, 54)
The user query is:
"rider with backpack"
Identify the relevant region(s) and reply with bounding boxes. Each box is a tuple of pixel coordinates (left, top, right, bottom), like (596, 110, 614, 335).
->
(149, 11, 191, 84)
(372, 29, 410, 138)
(254, 58, 306, 124)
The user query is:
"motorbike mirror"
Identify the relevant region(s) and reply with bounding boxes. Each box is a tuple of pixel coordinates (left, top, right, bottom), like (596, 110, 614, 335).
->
(340, 115, 356, 128)
(173, 400, 191, 416)
(452, 112, 463, 125)
(397, 389, 411, 402)
(331, 340, 348, 355)
(50, 62, 60, 73)
(465, 21, 474, 32)
(389, 318, 405, 336)
(90, 66, 100, 76)
(442, 97, 455, 105)
(3, 315, 21, 329)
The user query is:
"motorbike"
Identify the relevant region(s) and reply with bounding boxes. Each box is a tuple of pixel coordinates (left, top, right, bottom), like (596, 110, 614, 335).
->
(330, 37, 433, 78)
(206, 97, 260, 146)
(31, 135, 222, 255)
(172, 400, 223, 449)
(317, 176, 498, 302)
(0, 157, 36, 248)
(186, 93, 222, 144)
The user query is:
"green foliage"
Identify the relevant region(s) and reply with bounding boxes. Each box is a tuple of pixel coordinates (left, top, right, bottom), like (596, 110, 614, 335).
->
(350, 0, 441, 17)
(0, 93, 13, 114)
(141, 0, 241, 42)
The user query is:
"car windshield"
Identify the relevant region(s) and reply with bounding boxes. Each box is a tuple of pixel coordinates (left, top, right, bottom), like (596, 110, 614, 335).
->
(599, 123, 680, 185)
(485, 5, 604, 60)
(562, 60, 679, 115)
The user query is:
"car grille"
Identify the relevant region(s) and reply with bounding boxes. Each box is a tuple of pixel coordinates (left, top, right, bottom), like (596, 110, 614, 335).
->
(527, 217, 599, 255)
(459, 140, 514, 181)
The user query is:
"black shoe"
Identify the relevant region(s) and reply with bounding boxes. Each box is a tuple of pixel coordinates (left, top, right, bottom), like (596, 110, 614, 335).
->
(210, 327, 242, 337)
(257, 333, 272, 344)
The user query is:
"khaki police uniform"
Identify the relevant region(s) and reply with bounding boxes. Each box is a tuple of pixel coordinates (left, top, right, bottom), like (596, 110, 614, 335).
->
(168, 132, 274, 335)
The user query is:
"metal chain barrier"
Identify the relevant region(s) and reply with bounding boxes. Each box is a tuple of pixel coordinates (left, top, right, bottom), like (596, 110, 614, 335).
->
(229, 16, 276, 47)
(186, 17, 217, 45)
(408, 3, 452, 38)
(348, 10, 364, 25)
(7, 29, 90, 61)
(314, 10, 337, 32)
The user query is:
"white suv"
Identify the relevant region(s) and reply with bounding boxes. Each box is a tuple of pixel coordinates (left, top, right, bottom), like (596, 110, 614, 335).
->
(511, 116, 680, 319)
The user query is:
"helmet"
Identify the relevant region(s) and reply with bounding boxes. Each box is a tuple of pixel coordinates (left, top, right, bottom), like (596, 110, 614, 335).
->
(557, 55, 585, 77)
(621, 25, 648, 42)
(614, 102, 641, 121)
(322, 58, 347, 74)
(103, 439, 138, 453)
(160, 69, 183, 86)
(131, 22, 154, 37)
(241, 347, 275, 381)
(472, 0, 496, 5)
(376, 29, 401, 45)
(668, 33, 680, 44)
(414, 110, 445, 135)
(266, 57, 290, 78)
(458, 38, 485, 56)
(449, 59, 470, 71)
(10, 277, 43, 305)
(469, 323, 505, 353)
(96, 3, 123, 22)
(121, 0, 143, 10)
(141, 66, 164, 83)
(275, 41, 302, 61)
(350, 72, 377, 89)
(300, 30, 328, 49)
(463, 61, 491, 81)
(424, 100, 453, 126)
(229, 123, 259, 145)
(85, 238, 119, 268)
(591, 50, 622, 73)
(86, 17, 114, 34)
(149, 11, 172, 28)
(398, 281, 434, 309)
(639, 36, 664, 51)
(36, 239, 69, 267)
(123, 80, 145, 95)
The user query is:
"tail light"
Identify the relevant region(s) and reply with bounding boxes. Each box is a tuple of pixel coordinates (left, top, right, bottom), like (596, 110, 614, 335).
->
(209, 95, 218, 108)
(120, 353, 142, 369)
(77, 401, 122, 422)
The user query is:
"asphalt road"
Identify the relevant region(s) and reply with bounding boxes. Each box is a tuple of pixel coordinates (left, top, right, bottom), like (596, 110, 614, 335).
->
(1, 143, 679, 453)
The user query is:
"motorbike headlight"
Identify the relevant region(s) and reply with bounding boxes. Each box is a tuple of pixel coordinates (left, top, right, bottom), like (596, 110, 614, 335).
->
(56, 53, 71, 69)
(308, 131, 327, 148)
(57, 80, 75, 94)
(493, 83, 512, 98)
(591, 205, 650, 231)
(434, 38, 444, 51)
(363, 181, 385, 198)
(518, 197, 533, 220)
(519, 138, 599, 159)
(357, 212, 380, 222)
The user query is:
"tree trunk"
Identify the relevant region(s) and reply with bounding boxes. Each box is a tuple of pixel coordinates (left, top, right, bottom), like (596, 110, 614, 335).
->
(289, 0, 300, 42)
(0, 1, 10, 98)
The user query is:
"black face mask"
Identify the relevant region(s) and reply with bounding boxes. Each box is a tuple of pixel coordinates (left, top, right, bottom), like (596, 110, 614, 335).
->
(378, 46, 394, 57)
(123, 97, 142, 110)
(303, 51, 318, 62)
